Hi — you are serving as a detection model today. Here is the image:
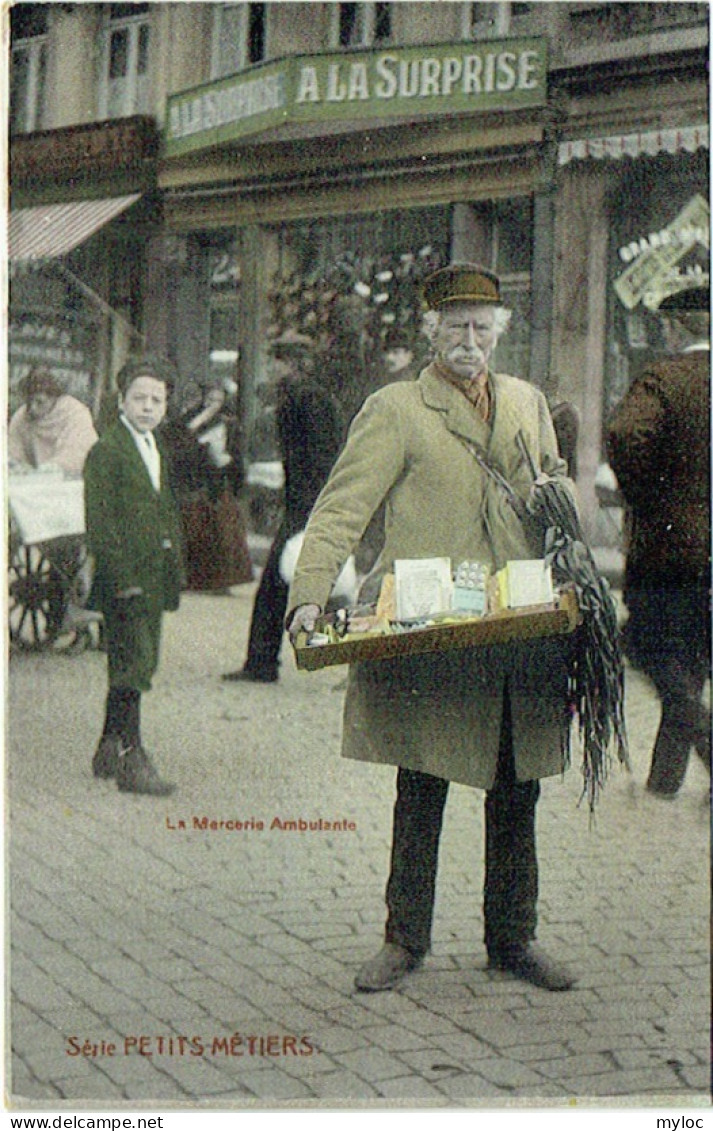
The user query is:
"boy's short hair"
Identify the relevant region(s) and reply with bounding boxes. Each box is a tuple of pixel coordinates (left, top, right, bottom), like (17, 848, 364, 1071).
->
(116, 354, 176, 396)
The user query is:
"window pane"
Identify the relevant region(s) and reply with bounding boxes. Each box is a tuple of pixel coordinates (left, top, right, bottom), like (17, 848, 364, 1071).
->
(136, 70, 150, 114)
(470, 2, 507, 32)
(374, 1, 391, 42)
(137, 23, 150, 74)
(495, 199, 532, 275)
(109, 28, 128, 79)
(110, 3, 149, 19)
(11, 4, 48, 40)
(248, 2, 265, 63)
(36, 41, 46, 127)
(107, 79, 125, 118)
(339, 3, 358, 46)
(213, 4, 244, 78)
(472, 3, 495, 25)
(9, 47, 30, 133)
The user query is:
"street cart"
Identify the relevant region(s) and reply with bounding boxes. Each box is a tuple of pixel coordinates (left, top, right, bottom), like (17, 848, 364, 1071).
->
(8, 469, 99, 651)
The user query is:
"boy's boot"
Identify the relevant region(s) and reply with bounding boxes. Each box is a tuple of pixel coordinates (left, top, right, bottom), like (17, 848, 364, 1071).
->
(92, 735, 121, 779)
(117, 746, 175, 796)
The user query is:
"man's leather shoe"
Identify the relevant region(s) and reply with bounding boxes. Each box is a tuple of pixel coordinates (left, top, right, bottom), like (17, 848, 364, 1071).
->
(222, 668, 278, 684)
(488, 944, 575, 991)
(354, 943, 422, 992)
(92, 736, 121, 779)
(116, 746, 175, 796)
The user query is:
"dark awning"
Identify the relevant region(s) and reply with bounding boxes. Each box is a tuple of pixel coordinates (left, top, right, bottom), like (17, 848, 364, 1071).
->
(8, 193, 141, 262)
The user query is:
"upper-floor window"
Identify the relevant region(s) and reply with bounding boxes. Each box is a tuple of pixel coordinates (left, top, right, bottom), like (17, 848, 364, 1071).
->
(211, 3, 266, 79)
(466, 2, 532, 39)
(10, 4, 48, 135)
(101, 3, 151, 119)
(334, 2, 392, 49)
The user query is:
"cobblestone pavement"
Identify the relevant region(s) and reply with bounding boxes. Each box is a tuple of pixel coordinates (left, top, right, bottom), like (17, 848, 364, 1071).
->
(6, 583, 711, 1110)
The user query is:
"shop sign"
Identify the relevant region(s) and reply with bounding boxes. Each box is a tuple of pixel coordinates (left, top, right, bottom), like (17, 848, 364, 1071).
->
(613, 194, 710, 311)
(11, 116, 159, 186)
(165, 37, 546, 158)
(618, 222, 709, 264)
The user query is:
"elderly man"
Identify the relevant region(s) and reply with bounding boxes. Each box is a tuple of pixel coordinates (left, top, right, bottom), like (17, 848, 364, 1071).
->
(607, 285, 711, 799)
(288, 263, 577, 993)
(9, 367, 98, 475)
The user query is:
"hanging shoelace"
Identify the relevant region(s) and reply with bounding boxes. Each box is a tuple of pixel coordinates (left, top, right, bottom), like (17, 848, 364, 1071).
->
(516, 431, 630, 812)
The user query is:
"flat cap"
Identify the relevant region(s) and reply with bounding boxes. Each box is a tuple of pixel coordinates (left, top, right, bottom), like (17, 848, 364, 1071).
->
(422, 263, 501, 310)
(658, 285, 710, 313)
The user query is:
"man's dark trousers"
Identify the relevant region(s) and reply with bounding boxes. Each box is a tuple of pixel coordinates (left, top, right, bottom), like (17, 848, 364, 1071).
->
(627, 584, 711, 796)
(243, 522, 289, 680)
(384, 691, 540, 959)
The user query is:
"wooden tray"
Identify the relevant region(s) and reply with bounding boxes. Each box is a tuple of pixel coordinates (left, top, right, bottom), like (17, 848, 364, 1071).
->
(293, 587, 581, 671)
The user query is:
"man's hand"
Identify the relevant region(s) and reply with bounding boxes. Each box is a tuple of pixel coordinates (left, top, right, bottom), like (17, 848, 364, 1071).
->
(288, 603, 321, 642)
(526, 472, 554, 515)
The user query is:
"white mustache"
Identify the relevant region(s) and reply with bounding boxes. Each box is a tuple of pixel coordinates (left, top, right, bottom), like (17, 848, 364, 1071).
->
(451, 349, 483, 361)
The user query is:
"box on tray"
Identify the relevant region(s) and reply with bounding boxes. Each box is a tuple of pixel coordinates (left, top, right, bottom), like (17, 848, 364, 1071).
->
(293, 556, 580, 672)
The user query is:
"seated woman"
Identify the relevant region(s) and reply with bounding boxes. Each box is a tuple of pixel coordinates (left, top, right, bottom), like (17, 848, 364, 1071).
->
(9, 367, 98, 476)
(8, 368, 100, 649)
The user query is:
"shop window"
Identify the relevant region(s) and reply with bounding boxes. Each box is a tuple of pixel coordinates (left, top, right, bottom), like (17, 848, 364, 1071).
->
(604, 156, 709, 417)
(211, 2, 266, 78)
(10, 4, 48, 135)
(334, 3, 392, 49)
(464, 197, 533, 377)
(100, 3, 151, 119)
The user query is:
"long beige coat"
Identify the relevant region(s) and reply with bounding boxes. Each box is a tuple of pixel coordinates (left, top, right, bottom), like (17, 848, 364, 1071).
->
(288, 365, 577, 789)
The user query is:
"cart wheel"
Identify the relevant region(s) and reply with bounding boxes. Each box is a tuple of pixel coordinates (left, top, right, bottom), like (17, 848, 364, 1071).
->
(8, 544, 68, 650)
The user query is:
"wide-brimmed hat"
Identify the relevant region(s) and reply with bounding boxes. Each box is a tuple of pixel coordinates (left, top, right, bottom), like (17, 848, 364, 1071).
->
(657, 285, 710, 313)
(422, 263, 501, 310)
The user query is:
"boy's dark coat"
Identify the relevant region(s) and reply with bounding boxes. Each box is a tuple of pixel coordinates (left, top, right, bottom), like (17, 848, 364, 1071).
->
(84, 421, 183, 627)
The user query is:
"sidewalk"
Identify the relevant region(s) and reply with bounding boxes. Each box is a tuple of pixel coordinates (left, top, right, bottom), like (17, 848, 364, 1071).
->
(7, 582, 710, 1109)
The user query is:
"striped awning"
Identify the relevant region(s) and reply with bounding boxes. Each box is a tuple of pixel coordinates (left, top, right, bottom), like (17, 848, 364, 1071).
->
(8, 193, 141, 262)
(558, 124, 709, 166)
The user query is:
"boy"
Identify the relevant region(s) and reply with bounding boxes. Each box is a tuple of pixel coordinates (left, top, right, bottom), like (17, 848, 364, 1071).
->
(84, 356, 182, 796)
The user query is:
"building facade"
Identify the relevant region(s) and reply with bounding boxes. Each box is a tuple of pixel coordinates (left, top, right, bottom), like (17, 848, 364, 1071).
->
(8, 1, 709, 537)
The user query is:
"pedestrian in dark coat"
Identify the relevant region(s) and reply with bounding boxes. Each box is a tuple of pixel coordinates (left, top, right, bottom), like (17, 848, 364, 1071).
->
(159, 383, 253, 593)
(607, 285, 711, 798)
(85, 356, 182, 795)
(222, 336, 344, 683)
(288, 264, 578, 994)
